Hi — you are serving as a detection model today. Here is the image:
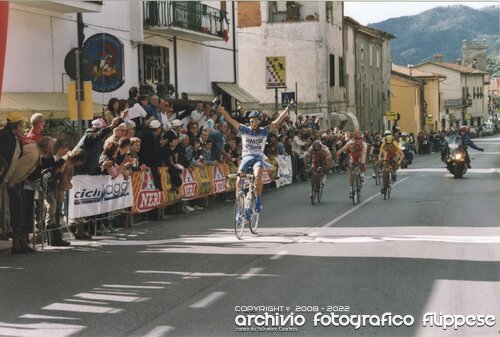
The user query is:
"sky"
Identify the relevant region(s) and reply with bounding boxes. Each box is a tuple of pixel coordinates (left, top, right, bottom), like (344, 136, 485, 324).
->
(343, 1, 499, 25)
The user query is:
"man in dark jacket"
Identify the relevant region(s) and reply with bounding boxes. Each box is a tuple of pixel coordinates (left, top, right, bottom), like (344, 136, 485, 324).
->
(74, 117, 121, 175)
(459, 125, 484, 168)
(0, 112, 30, 253)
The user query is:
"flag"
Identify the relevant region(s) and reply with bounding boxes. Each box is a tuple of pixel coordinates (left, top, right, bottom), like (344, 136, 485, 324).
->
(0, 1, 9, 104)
(222, 18, 229, 43)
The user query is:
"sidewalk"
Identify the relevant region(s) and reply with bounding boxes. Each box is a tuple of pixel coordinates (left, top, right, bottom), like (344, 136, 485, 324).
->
(0, 239, 11, 254)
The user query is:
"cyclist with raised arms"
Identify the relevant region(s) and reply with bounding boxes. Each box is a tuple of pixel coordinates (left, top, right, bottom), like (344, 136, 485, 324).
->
(219, 99, 293, 216)
(304, 139, 332, 186)
(378, 134, 405, 194)
(335, 131, 367, 198)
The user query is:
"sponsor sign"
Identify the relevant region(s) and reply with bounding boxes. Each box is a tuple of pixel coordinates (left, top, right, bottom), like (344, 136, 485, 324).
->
(275, 155, 293, 188)
(386, 111, 398, 120)
(213, 164, 227, 194)
(69, 174, 133, 219)
(133, 171, 165, 213)
(83, 33, 125, 92)
(266, 56, 286, 88)
(181, 168, 198, 200)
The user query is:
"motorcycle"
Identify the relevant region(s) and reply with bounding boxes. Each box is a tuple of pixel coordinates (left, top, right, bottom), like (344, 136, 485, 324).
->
(399, 141, 414, 168)
(442, 134, 467, 178)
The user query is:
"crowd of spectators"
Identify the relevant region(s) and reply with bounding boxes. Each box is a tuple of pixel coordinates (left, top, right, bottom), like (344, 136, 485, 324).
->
(0, 85, 450, 254)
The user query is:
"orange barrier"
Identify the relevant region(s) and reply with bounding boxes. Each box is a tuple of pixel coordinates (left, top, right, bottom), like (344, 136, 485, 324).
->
(130, 157, 290, 214)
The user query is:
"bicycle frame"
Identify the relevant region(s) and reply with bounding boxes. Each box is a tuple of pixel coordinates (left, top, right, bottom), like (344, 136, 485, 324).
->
(381, 160, 395, 200)
(310, 165, 324, 205)
(350, 162, 362, 204)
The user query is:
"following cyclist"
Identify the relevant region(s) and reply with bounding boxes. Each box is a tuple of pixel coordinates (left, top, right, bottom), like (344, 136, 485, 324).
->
(304, 139, 332, 189)
(335, 131, 367, 199)
(219, 99, 293, 217)
(378, 135, 405, 194)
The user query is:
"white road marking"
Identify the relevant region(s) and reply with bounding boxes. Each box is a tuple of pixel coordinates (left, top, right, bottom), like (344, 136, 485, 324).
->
(270, 251, 287, 260)
(101, 284, 164, 289)
(141, 325, 174, 337)
(42, 303, 122, 314)
(323, 177, 409, 228)
(237, 267, 264, 280)
(19, 314, 79, 320)
(189, 291, 226, 308)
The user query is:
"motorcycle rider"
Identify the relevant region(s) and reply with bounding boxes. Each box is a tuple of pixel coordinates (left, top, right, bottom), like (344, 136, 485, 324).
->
(458, 125, 484, 168)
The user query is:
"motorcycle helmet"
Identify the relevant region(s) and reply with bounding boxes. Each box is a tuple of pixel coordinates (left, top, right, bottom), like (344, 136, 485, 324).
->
(384, 130, 392, 136)
(248, 110, 263, 121)
(353, 131, 363, 140)
(385, 135, 394, 144)
(459, 125, 468, 133)
(312, 140, 322, 151)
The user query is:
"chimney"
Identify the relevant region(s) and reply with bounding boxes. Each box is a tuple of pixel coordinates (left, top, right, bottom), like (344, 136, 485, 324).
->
(457, 58, 462, 65)
(434, 53, 443, 63)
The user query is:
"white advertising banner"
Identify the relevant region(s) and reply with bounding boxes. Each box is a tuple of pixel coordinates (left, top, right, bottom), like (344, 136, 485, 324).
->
(68, 175, 133, 219)
(275, 155, 293, 188)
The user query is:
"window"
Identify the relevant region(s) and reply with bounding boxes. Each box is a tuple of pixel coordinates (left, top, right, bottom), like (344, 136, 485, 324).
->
(376, 48, 380, 69)
(326, 1, 332, 23)
(329, 54, 335, 87)
(473, 87, 477, 99)
(369, 44, 373, 67)
(139, 44, 170, 85)
(339, 56, 345, 87)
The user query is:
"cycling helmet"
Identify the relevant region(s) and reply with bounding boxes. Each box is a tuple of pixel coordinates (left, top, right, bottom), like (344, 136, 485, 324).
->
(401, 132, 408, 137)
(312, 140, 322, 151)
(459, 125, 468, 133)
(353, 131, 363, 139)
(385, 135, 394, 144)
(248, 110, 263, 121)
(384, 130, 392, 136)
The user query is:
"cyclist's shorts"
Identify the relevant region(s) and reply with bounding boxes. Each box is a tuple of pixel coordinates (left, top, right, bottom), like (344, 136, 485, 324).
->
(384, 152, 399, 162)
(239, 155, 271, 173)
(312, 153, 327, 169)
(349, 151, 364, 164)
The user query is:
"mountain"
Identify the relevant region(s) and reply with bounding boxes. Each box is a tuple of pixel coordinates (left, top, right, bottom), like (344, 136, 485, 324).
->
(369, 5, 500, 67)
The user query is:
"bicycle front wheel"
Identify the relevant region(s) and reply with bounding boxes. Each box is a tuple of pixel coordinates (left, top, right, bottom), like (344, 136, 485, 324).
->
(234, 193, 245, 239)
(317, 170, 323, 204)
(310, 173, 317, 205)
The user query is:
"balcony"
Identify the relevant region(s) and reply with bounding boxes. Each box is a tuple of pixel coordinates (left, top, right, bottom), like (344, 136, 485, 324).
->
(444, 98, 472, 108)
(11, 1, 102, 13)
(143, 1, 226, 42)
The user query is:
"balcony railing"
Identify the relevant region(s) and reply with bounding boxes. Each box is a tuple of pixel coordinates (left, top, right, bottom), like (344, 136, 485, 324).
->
(444, 98, 473, 108)
(143, 1, 226, 38)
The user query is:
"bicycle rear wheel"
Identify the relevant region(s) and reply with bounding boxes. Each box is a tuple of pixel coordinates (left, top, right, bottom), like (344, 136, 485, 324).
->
(234, 193, 245, 239)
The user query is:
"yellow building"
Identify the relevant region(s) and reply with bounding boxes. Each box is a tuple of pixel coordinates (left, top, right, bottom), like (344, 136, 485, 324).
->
(390, 64, 445, 134)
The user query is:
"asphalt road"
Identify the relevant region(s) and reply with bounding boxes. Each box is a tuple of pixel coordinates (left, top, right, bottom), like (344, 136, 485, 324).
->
(0, 135, 499, 337)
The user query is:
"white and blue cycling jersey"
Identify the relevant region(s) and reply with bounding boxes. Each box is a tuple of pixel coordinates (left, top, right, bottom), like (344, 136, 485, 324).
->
(238, 124, 271, 172)
(239, 124, 270, 156)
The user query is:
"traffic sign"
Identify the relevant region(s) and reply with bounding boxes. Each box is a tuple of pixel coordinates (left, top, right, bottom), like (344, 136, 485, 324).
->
(266, 56, 286, 88)
(386, 111, 397, 120)
(281, 92, 295, 108)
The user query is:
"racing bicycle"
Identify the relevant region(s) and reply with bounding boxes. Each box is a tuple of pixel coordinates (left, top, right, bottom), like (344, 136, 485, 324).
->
(228, 172, 259, 239)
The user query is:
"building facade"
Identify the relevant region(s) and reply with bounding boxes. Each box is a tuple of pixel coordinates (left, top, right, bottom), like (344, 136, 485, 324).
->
(1, 1, 239, 118)
(415, 59, 489, 128)
(344, 17, 394, 132)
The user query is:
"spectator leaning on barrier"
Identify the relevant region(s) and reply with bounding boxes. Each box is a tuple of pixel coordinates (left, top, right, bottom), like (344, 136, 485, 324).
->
(129, 137, 148, 172)
(74, 116, 122, 175)
(25, 113, 45, 142)
(0, 112, 29, 253)
(51, 149, 88, 240)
